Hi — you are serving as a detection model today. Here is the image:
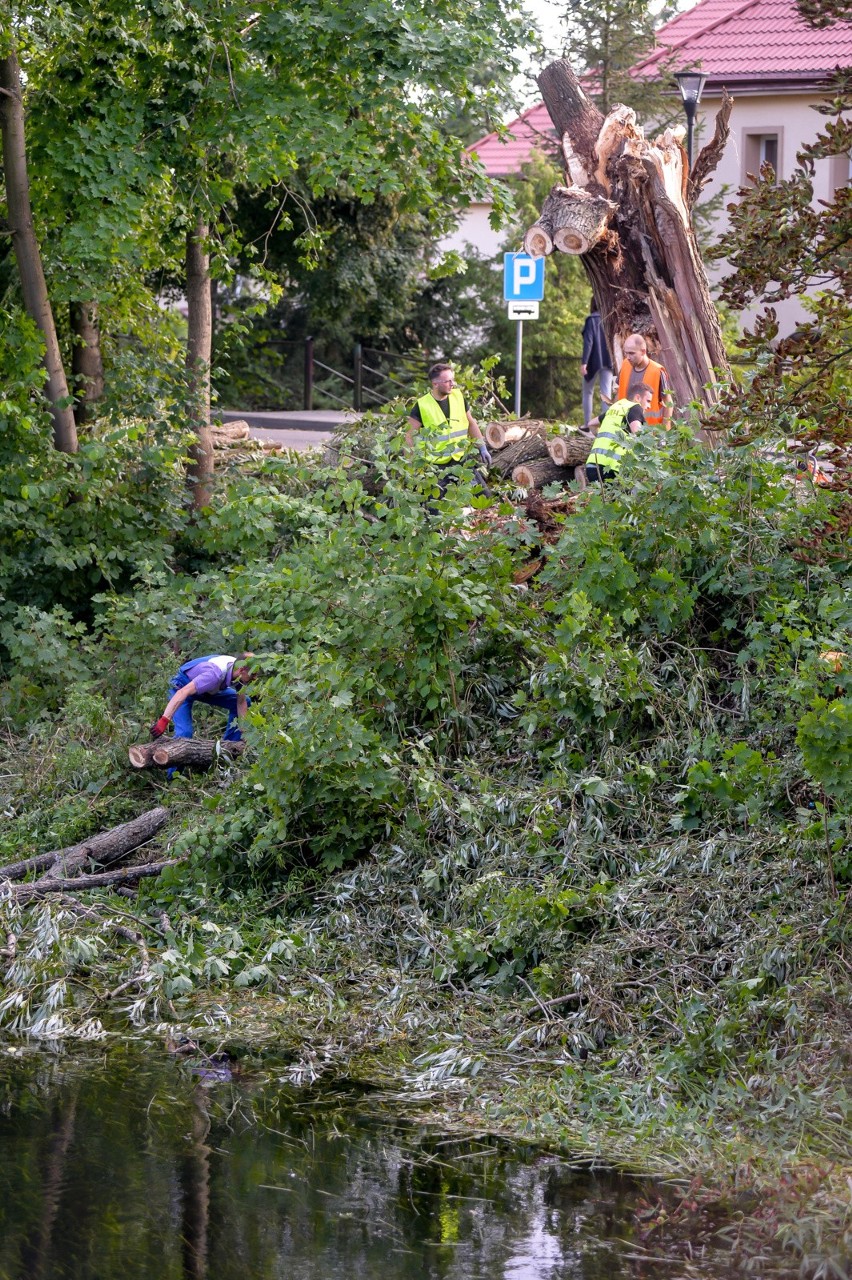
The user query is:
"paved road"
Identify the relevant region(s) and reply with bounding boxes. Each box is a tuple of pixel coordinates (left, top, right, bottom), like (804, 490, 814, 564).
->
(217, 408, 349, 452)
(249, 426, 333, 450)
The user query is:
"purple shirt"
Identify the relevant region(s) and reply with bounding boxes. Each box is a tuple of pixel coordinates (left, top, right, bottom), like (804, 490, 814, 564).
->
(187, 656, 236, 695)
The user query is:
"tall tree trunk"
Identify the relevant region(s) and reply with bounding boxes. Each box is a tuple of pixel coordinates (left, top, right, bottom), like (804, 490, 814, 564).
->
(0, 51, 78, 453)
(70, 300, 104, 422)
(185, 217, 213, 509)
(523, 60, 732, 417)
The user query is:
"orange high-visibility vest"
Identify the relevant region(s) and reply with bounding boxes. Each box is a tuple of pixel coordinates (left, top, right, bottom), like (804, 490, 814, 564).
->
(617, 359, 667, 426)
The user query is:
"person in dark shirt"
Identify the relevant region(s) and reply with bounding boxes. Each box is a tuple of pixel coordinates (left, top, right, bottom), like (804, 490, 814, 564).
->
(581, 299, 613, 426)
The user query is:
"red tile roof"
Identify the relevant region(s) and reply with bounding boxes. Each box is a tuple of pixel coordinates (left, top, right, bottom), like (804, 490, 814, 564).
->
(636, 0, 852, 82)
(467, 0, 851, 175)
(467, 101, 558, 178)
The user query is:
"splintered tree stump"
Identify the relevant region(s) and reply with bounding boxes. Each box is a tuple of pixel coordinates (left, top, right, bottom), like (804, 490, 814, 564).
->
(547, 432, 593, 466)
(151, 738, 245, 769)
(527, 60, 732, 416)
(490, 428, 551, 478)
(38, 807, 170, 882)
(512, 459, 578, 490)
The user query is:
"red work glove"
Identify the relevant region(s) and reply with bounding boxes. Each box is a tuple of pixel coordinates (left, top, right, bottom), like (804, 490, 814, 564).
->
(150, 716, 170, 739)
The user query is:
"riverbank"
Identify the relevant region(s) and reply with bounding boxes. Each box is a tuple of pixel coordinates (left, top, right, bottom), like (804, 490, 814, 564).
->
(2, 437, 851, 1275)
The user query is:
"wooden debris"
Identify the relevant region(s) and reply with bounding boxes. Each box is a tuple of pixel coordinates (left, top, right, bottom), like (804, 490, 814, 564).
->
(152, 738, 245, 769)
(129, 738, 244, 770)
(211, 419, 251, 446)
(512, 459, 578, 491)
(38, 808, 170, 882)
(12, 860, 182, 904)
(547, 432, 593, 467)
(485, 421, 530, 450)
(0, 808, 169, 885)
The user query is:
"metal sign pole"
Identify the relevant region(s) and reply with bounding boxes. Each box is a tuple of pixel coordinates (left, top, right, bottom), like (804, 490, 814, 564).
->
(514, 319, 523, 418)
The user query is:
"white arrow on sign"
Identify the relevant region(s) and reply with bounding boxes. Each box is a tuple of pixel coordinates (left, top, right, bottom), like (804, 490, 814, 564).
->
(507, 301, 539, 320)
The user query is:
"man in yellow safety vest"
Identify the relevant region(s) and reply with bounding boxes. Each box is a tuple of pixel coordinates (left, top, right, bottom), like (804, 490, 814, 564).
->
(585, 382, 654, 483)
(405, 363, 492, 495)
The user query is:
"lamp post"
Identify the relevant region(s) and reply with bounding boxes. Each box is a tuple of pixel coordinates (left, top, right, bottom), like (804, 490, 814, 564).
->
(674, 70, 707, 170)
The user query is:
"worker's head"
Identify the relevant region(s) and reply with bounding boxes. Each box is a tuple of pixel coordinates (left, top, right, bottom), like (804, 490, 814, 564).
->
(589, 296, 597, 312)
(233, 652, 256, 686)
(428, 362, 456, 396)
(634, 383, 654, 411)
(623, 334, 649, 368)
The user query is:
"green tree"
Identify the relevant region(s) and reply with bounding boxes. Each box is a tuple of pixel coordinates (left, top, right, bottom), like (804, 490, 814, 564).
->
(559, 0, 681, 123)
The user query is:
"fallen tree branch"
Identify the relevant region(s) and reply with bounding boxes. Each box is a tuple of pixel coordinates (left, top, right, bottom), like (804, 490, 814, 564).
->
(38, 807, 170, 882)
(11, 859, 182, 904)
(0, 807, 169, 884)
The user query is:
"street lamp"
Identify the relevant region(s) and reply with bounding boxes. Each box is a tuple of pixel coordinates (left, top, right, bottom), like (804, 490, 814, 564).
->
(674, 70, 707, 170)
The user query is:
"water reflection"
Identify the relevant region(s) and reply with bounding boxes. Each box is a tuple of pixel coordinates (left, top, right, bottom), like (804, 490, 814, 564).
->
(0, 1048, 691, 1279)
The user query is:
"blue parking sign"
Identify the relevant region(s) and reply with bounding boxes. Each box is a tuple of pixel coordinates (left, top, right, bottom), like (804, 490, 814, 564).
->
(503, 253, 545, 302)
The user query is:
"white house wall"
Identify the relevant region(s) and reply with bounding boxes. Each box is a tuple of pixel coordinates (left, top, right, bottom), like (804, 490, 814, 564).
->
(694, 89, 846, 332)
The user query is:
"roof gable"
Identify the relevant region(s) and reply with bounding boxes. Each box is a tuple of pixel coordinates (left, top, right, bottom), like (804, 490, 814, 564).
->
(467, 0, 851, 175)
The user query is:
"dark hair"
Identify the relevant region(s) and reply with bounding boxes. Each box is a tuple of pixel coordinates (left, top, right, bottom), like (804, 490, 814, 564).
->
(590, 296, 597, 312)
(428, 362, 453, 382)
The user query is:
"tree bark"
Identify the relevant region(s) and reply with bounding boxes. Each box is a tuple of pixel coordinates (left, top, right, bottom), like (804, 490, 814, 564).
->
(484, 422, 530, 450)
(70, 300, 105, 421)
(547, 432, 593, 466)
(37, 807, 169, 882)
(528, 60, 731, 416)
(489, 427, 551, 478)
(186, 217, 214, 509)
(0, 51, 78, 453)
(12, 860, 180, 903)
(512, 459, 578, 490)
(151, 738, 245, 769)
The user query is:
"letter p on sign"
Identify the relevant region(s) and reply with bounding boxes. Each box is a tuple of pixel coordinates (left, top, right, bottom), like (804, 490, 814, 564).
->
(504, 253, 545, 302)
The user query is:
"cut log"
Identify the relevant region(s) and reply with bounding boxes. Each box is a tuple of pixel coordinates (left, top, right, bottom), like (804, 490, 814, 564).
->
(0, 850, 64, 883)
(523, 223, 553, 258)
(512, 459, 578, 490)
(547, 432, 593, 466)
(37, 807, 170, 882)
(211, 419, 251, 446)
(128, 742, 160, 770)
(490, 428, 551, 478)
(528, 184, 617, 256)
(151, 738, 245, 769)
(485, 422, 530, 450)
(13, 859, 182, 904)
(529, 60, 732, 415)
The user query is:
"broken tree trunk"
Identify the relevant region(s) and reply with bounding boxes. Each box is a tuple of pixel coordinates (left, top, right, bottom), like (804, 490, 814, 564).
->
(152, 738, 245, 769)
(526, 61, 732, 416)
(512, 459, 578, 490)
(547, 432, 593, 466)
(37, 807, 170, 882)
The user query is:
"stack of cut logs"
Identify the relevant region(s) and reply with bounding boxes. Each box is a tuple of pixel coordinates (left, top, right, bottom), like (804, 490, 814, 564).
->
(211, 420, 288, 455)
(484, 419, 592, 490)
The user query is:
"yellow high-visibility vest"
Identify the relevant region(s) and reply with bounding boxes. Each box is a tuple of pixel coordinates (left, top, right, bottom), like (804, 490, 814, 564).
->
(586, 399, 638, 473)
(415, 389, 469, 463)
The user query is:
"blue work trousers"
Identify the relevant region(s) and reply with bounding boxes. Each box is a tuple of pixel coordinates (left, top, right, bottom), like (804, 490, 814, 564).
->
(168, 673, 248, 741)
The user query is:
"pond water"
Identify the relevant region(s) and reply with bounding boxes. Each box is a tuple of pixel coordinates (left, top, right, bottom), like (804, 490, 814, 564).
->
(0, 1045, 718, 1279)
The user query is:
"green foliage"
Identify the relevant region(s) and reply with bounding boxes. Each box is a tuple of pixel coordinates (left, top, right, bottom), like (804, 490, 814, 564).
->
(712, 69, 852, 446)
(797, 698, 852, 811)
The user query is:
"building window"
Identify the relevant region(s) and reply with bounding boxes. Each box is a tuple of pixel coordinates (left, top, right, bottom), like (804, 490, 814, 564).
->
(743, 130, 783, 183)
